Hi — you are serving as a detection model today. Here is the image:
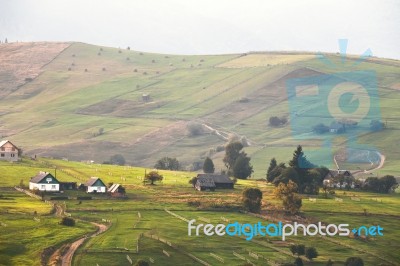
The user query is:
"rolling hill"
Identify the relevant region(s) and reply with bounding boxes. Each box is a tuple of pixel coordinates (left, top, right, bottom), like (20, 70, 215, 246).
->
(1, 42, 400, 178)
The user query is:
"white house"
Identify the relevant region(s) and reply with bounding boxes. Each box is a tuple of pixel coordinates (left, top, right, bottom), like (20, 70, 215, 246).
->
(29, 172, 60, 191)
(0, 140, 19, 162)
(85, 177, 106, 193)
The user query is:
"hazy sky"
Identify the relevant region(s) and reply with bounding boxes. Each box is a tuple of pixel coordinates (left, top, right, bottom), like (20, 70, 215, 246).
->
(0, 0, 399, 59)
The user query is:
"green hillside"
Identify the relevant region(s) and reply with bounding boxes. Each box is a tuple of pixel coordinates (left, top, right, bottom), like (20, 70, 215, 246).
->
(1, 42, 400, 177)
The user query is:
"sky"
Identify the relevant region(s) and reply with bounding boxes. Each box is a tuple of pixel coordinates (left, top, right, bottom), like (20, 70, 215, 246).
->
(0, 0, 399, 59)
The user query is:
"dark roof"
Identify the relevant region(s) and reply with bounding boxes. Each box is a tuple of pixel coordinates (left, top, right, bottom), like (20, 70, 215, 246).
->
(325, 170, 353, 179)
(196, 176, 216, 188)
(30, 172, 58, 183)
(197, 174, 233, 184)
(85, 177, 106, 187)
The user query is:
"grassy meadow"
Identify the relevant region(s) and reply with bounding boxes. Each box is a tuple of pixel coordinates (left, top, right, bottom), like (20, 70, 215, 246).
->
(1, 42, 399, 179)
(0, 158, 399, 265)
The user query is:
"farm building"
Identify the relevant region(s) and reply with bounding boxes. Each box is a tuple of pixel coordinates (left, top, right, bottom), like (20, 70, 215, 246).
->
(108, 183, 126, 197)
(29, 172, 60, 192)
(195, 176, 216, 191)
(85, 177, 106, 193)
(195, 174, 234, 191)
(0, 140, 19, 162)
(323, 170, 354, 188)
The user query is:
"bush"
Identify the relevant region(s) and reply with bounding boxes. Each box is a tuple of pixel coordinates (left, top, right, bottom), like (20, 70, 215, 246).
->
(61, 217, 75, 226)
(242, 188, 262, 213)
(187, 122, 204, 136)
(77, 196, 92, 200)
(50, 196, 69, 200)
(345, 257, 364, 266)
(187, 201, 201, 207)
(305, 247, 318, 260)
(154, 157, 180, 170)
(269, 116, 287, 127)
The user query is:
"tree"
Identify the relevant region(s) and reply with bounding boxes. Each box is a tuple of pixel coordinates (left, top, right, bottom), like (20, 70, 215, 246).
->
(242, 188, 263, 213)
(274, 180, 302, 214)
(267, 162, 286, 183)
(154, 157, 180, 170)
(145, 171, 163, 185)
(273, 167, 299, 185)
(266, 158, 277, 181)
(61, 217, 75, 226)
(17, 148, 23, 157)
(344, 257, 364, 266)
(5, 38, 8, 43)
(289, 244, 305, 256)
(305, 247, 318, 260)
(203, 157, 215, 173)
(109, 154, 126, 165)
(294, 257, 304, 266)
(187, 122, 204, 136)
(380, 175, 398, 193)
(363, 176, 398, 193)
(326, 259, 334, 266)
(223, 141, 243, 169)
(232, 152, 253, 179)
(134, 259, 149, 266)
(189, 176, 198, 187)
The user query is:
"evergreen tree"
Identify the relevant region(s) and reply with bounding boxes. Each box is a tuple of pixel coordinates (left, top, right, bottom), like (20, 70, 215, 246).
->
(266, 158, 277, 181)
(203, 157, 215, 173)
(232, 152, 253, 179)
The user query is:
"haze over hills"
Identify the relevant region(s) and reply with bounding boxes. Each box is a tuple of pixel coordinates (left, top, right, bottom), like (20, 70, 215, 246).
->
(1, 41, 400, 177)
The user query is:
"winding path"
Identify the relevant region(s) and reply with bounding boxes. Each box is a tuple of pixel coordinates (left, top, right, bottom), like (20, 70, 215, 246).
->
(59, 222, 109, 266)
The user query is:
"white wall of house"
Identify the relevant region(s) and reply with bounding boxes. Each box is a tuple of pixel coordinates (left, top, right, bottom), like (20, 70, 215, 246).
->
(87, 186, 106, 193)
(29, 182, 59, 191)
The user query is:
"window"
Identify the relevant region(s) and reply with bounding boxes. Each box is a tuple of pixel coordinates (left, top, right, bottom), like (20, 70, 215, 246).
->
(11, 154, 15, 157)
(0, 153, 4, 157)
(51, 185, 56, 189)
(41, 185, 45, 190)
(1, 147, 4, 151)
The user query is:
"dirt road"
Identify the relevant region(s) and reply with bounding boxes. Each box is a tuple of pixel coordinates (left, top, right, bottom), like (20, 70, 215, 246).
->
(59, 222, 109, 266)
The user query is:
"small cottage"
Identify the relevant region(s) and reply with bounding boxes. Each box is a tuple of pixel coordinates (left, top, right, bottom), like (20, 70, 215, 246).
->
(85, 177, 106, 193)
(29, 172, 60, 192)
(0, 140, 19, 162)
(194, 174, 234, 191)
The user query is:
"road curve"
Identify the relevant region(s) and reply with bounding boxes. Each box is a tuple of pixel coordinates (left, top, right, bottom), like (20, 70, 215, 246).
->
(60, 222, 108, 266)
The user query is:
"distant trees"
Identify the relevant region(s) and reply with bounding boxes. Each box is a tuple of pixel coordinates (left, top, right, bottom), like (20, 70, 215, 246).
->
(344, 257, 364, 266)
(266, 146, 324, 194)
(269, 116, 287, 127)
(145, 171, 163, 185)
(223, 141, 253, 179)
(363, 175, 398, 193)
(203, 157, 215, 173)
(108, 154, 126, 166)
(274, 180, 302, 214)
(154, 157, 180, 170)
(242, 188, 263, 213)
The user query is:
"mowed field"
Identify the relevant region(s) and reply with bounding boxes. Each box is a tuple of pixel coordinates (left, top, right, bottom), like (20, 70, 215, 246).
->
(0, 158, 399, 265)
(1, 42, 400, 178)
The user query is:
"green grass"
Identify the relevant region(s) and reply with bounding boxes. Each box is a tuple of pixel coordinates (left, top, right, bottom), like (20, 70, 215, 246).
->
(2, 42, 399, 177)
(0, 158, 399, 265)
